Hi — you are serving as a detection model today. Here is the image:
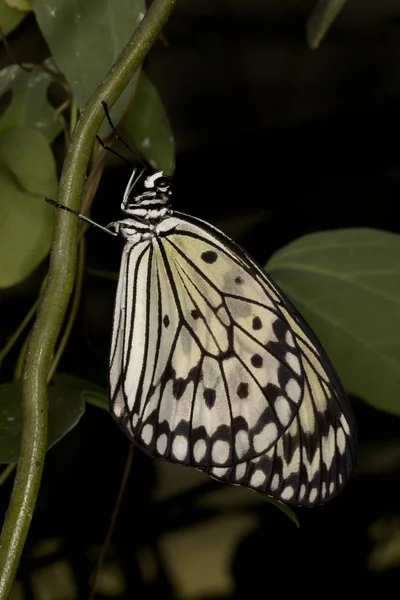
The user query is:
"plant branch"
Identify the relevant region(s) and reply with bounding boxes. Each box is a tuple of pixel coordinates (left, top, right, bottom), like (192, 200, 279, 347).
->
(306, 0, 348, 49)
(89, 443, 134, 599)
(0, 0, 177, 596)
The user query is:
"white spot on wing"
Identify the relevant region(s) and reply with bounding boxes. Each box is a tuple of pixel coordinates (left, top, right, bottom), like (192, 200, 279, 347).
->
(340, 413, 351, 435)
(193, 439, 206, 463)
(299, 484, 306, 501)
(270, 474, 279, 491)
(286, 330, 295, 347)
(157, 434, 167, 454)
(322, 426, 335, 469)
(281, 486, 294, 501)
(253, 423, 278, 453)
(141, 423, 153, 445)
(309, 488, 318, 503)
(297, 387, 315, 434)
(286, 352, 302, 376)
(286, 379, 301, 403)
(235, 430, 250, 459)
(112, 396, 124, 418)
(212, 467, 229, 477)
(274, 396, 292, 427)
(212, 440, 230, 464)
(337, 427, 346, 454)
(172, 435, 188, 460)
(250, 469, 266, 488)
(235, 462, 247, 480)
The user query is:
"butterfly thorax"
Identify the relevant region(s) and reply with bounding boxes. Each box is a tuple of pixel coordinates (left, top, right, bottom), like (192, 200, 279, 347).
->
(113, 167, 173, 239)
(114, 209, 175, 240)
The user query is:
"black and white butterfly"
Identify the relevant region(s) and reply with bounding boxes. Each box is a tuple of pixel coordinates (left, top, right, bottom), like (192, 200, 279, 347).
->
(104, 164, 356, 507)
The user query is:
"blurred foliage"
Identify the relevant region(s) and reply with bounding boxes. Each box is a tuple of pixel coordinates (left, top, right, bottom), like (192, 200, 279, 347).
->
(306, 0, 348, 49)
(267, 228, 400, 417)
(0, 373, 102, 463)
(0, 0, 400, 598)
(0, 0, 30, 36)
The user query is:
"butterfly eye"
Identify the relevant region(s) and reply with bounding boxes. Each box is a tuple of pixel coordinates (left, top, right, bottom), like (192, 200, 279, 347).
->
(156, 176, 170, 189)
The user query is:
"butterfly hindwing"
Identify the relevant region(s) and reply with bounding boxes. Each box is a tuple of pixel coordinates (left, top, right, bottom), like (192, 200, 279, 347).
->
(179, 215, 355, 504)
(203, 311, 355, 506)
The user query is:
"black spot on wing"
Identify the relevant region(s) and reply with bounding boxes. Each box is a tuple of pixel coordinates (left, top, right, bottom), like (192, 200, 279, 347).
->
(169, 364, 202, 400)
(251, 354, 263, 368)
(252, 316, 262, 330)
(203, 387, 217, 408)
(201, 250, 218, 264)
(272, 317, 290, 342)
(236, 382, 249, 398)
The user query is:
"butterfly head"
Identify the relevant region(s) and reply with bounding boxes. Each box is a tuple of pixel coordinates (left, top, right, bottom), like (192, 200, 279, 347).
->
(121, 167, 172, 215)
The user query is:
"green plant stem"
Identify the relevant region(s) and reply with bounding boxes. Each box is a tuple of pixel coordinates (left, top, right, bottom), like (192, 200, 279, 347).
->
(13, 336, 29, 383)
(47, 238, 85, 382)
(69, 99, 78, 138)
(0, 1, 177, 596)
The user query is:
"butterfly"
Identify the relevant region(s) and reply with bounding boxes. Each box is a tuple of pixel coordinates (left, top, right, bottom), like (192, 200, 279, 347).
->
(106, 165, 356, 507)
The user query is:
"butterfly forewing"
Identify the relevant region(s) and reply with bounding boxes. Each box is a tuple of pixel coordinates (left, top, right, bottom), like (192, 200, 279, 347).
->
(110, 221, 305, 467)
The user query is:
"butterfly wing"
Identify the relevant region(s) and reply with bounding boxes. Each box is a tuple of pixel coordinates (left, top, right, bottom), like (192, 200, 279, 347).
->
(109, 238, 152, 432)
(109, 213, 355, 496)
(201, 290, 355, 506)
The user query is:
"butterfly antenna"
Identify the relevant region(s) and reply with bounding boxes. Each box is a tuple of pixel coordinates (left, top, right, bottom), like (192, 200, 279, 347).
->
(96, 134, 132, 166)
(100, 101, 146, 170)
(45, 197, 117, 236)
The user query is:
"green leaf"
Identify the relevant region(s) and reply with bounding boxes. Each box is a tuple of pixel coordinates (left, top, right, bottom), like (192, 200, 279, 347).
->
(264, 497, 299, 527)
(267, 228, 400, 417)
(0, 127, 57, 288)
(0, 373, 106, 464)
(84, 391, 109, 411)
(306, 0, 348, 49)
(0, 0, 28, 35)
(34, 0, 147, 131)
(6, 0, 32, 10)
(0, 64, 62, 143)
(120, 72, 175, 174)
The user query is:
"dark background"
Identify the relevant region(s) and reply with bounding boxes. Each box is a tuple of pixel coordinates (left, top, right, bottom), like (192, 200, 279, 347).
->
(2, 1, 400, 598)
